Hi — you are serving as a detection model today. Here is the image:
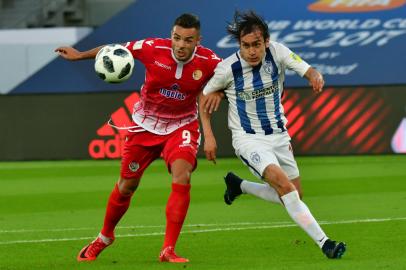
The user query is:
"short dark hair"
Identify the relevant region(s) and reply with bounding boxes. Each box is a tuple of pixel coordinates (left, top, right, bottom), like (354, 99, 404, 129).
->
(227, 10, 269, 42)
(174, 13, 200, 30)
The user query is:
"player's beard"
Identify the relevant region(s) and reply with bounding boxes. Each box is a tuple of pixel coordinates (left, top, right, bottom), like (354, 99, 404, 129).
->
(174, 48, 191, 61)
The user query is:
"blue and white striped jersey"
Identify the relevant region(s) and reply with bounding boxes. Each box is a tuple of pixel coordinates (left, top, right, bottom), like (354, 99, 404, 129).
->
(203, 41, 310, 135)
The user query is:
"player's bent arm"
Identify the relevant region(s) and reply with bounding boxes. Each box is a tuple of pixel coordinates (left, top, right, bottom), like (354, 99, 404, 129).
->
(198, 94, 218, 163)
(202, 91, 225, 114)
(55, 45, 104, 61)
(304, 67, 324, 93)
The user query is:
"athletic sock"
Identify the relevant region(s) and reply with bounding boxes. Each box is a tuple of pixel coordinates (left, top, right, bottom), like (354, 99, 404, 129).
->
(98, 232, 114, 245)
(281, 190, 327, 248)
(101, 183, 133, 239)
(163, 183, 191, 248)
(241, 180, 281, 204)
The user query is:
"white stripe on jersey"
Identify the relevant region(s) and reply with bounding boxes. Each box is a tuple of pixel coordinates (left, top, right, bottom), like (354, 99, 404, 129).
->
(203, 41, 310, 135)
(195, 54, 208, 60)
(132, 101, 197, 135)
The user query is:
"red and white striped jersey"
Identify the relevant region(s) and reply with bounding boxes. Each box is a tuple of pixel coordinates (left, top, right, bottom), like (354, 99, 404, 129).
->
(125, 38, 221, 134)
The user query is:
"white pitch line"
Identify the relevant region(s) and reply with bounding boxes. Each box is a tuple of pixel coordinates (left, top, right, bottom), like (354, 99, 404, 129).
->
(0, 217, 405, 245)
(0, 221, 292, 234)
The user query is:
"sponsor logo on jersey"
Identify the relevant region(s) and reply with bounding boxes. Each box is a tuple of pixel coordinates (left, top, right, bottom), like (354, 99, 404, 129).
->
(192, 69, 203, 80)
(88, 92, 140, 159)
(129, 161, 140, 172)
(154, 60, 171, 70)
(308, 0, 406, 13)
(237, 84, 279, 101)
(250, 152, 261, 165)
(159, 84, 186, 100)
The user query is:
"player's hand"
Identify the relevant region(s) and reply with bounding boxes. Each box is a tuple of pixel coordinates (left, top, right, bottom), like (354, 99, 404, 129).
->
(55, 46, 82, 61)
(310, 72, 324, 94)
(309, 70, 324, 94)
(204, 135, 217, 164)
(202, 92, 224, 114)
(305, 67, 324, 94)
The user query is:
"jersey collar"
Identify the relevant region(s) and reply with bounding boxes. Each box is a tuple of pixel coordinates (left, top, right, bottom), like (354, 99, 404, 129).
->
(171, 46, 197, 65)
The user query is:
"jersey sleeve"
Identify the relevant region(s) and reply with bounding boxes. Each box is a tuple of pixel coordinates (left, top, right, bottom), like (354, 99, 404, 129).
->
(275, 42, 310, 77)
(203, 62, 228, 95)
(125, 38, 155, 64)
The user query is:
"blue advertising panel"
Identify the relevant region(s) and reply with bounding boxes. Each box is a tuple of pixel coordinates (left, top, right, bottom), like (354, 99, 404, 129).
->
(10, 0, 406, 94)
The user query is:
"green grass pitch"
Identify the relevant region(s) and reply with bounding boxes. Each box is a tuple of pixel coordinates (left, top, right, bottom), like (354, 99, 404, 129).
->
(0, 155, 405, 270)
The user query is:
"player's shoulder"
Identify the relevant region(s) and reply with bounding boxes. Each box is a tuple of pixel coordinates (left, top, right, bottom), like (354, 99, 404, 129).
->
(144, 38, 171, 49)
(195, 45, 216, 56)
(195, 45, 221, 62)
(218, 52, 240, 68)
(268, 40, 290, 52)
(126, 38, 171, 51)
(269, 40, 283, 47)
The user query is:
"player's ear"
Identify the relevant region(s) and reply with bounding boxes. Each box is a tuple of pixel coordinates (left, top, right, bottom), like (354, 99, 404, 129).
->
(265, 38, 270, 48)
(197, 35, 202, 46)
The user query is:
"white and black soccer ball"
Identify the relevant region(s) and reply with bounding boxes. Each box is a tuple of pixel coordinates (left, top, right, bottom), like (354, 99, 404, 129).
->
(94, 44, 134, 83)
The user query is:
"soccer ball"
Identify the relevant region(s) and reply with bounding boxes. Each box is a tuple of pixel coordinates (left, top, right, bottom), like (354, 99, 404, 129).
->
(94, 44, 134, 83)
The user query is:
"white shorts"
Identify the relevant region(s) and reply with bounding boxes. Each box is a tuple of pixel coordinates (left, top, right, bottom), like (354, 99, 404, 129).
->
(232, 131, 299, 180)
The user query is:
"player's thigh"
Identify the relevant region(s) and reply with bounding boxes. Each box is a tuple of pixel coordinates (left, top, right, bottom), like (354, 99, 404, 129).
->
(274, 138, 300, 181)
(233, 136, 280, 180)
(121, 132, 161, 180)
(162, 121, 200, 173)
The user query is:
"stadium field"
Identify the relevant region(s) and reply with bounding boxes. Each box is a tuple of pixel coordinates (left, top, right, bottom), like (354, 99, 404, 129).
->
(0, 155, 405, 270)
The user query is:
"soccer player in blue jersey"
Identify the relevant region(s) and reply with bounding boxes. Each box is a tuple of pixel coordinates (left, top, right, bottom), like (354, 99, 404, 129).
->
(200, 10, 346, 259)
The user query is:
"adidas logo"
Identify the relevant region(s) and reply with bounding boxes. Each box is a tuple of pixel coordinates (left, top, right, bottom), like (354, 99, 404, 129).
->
(88, 92, 140, 159)
(308, 0, 406, 13)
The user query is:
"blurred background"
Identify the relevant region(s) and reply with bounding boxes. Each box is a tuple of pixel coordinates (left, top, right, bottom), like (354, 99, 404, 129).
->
(1, 0, 406, 161)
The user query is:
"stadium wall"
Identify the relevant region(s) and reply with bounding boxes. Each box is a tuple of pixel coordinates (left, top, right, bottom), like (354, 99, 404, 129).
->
(1, 86, 405, 161)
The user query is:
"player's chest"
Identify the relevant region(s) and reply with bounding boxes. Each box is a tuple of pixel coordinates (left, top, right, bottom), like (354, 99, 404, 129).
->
(147, 56, 208, 90)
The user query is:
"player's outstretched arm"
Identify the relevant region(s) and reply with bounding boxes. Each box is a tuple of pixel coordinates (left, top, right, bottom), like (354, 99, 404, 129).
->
(199, 93, 218, 164)
(54, 46, 104, 61)
(304, 67, 324, 94)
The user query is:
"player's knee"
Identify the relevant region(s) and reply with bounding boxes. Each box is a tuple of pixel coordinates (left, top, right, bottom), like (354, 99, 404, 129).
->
(118, 177, 140, 195)
(172, 170, 191, 184)
(263, 165, 295, 196)
(171, 159, 193, 184)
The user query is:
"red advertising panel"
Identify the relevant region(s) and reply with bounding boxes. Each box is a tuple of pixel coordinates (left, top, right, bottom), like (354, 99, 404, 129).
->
(283, 86, 406, 155)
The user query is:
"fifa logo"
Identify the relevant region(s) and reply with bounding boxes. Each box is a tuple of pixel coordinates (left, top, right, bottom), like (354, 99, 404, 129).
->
(308, 0, 406, 12)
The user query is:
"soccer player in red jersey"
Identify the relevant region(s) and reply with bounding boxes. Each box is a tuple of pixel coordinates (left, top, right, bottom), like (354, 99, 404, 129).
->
(55, 13, 221, 263)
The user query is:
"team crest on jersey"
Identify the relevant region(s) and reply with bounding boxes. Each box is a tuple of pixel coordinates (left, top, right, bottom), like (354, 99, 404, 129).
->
(263, 61, 274, 75)
(192, 70, 203, 80)
(250, 152, 261, 165)
(129, 161, 139, 172)
(171, 83, 180, 91)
